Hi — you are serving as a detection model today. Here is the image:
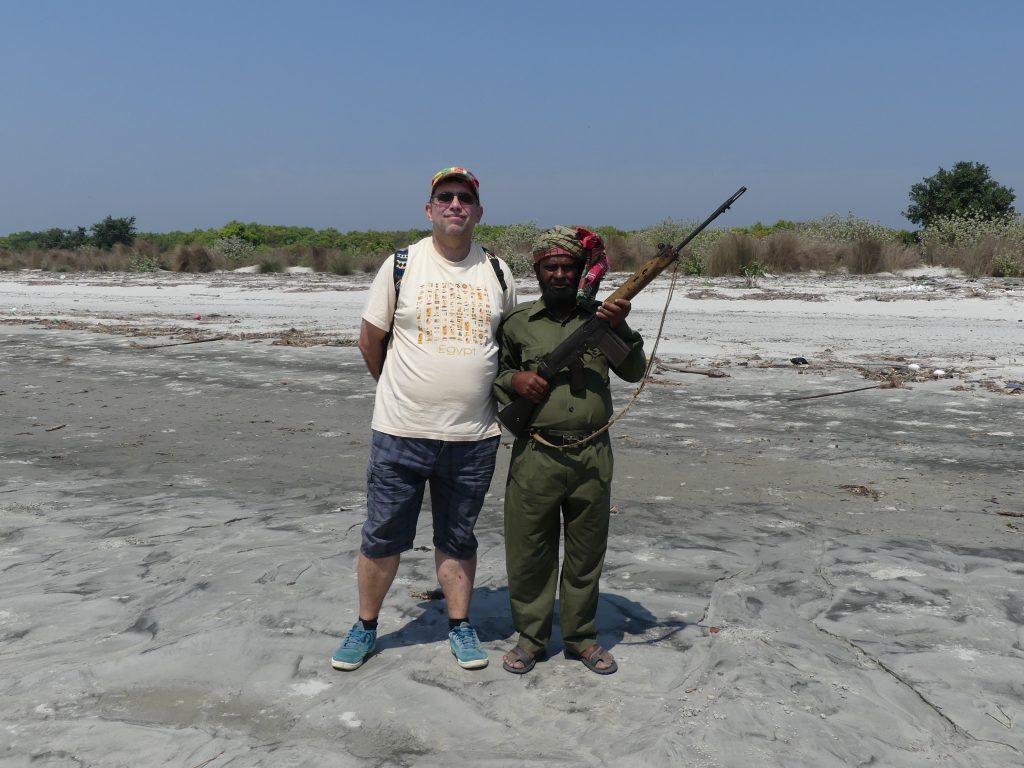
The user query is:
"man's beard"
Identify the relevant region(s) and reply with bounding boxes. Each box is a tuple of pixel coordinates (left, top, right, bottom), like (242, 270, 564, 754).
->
(541, 283, 577, 309)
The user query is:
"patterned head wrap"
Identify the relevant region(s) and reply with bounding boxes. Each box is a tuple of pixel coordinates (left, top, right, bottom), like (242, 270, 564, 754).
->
(532, 225, 610, 300)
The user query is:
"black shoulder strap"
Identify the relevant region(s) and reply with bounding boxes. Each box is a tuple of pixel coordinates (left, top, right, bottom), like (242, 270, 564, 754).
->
(482, 246, 508, 293)
(386, 248, 410, 334)
(392, 248, 410, 301)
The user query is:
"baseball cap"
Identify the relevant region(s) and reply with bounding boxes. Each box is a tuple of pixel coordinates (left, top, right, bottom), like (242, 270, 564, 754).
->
(430, 166, 480, 201)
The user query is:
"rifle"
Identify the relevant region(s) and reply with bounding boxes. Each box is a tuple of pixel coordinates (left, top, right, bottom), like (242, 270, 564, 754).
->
(497, 186, 747, 437)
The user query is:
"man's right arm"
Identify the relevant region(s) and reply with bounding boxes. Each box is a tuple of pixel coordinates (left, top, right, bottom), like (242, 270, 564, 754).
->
(358, 319, 389, 381)
(359, 253, 398, 381)
(493, 310, 548, 405)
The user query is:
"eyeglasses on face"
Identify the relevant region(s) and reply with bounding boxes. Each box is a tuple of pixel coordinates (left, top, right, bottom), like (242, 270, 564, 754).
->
(432, 191, 478, 206)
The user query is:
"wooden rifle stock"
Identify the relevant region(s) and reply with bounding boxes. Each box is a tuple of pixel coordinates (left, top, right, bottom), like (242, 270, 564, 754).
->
(497, 187, 747, 436)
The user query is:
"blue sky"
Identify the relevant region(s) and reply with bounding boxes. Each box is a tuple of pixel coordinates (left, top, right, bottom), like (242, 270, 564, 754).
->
(2, 1, 1021, 234)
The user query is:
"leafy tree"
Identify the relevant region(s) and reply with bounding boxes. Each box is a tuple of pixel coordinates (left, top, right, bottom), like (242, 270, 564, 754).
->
(30, 226, 89, 250)
(90, 216, 137, 249)
(904, 162, 1015, 228)
(0, 231, 37, 251)
(40, 227, 87, 249)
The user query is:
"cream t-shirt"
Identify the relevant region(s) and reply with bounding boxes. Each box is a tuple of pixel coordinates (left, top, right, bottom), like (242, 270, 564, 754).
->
(362, 237, 517, 441)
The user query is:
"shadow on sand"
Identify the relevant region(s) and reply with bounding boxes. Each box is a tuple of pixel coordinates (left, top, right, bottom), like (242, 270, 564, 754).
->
(374, 585, 689, 658)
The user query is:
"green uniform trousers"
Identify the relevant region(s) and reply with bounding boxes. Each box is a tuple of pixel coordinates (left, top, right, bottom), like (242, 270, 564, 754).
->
(503, 432, 613, 657)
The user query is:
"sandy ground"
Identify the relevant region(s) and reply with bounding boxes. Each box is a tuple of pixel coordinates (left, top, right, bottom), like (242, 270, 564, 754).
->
(1, 267, 1023, 767)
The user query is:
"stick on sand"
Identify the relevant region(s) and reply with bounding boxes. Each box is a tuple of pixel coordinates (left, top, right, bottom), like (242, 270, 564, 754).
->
(131, 336, 225, 350)
(788, 383, 889, 402)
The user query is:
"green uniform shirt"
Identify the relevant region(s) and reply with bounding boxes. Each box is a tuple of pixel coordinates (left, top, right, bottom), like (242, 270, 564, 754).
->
(493, 297, 646, 433)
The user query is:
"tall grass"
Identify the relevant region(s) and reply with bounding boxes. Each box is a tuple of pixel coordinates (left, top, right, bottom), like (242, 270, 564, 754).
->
(706, 234, 761, 277)
(3, 212, 1020, 277)
(760, 231, 816, 272)
(174, 245, 221, 273)
(919, 211, 1024, 277)
(257, 256, 284, 274)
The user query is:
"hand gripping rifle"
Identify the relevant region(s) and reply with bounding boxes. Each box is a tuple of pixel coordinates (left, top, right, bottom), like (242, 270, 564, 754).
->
(497, 186, 747, 437)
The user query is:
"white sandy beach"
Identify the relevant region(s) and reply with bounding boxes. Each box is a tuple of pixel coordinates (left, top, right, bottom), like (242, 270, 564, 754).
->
(1, 267, 1022, 767)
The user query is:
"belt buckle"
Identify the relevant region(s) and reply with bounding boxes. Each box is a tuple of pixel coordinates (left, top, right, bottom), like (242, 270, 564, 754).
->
(558, 432, 588, 446)
(531, 430, 591, 447)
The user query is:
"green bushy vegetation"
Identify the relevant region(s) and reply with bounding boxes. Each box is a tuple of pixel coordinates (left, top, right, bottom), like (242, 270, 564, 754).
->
(3, 166, 1020, 279)
(0, 214, 1010, 279)
(4, 158, 1017, 279)
(919, 211, 1024, 277)
(476, 222, 540, 275)
(1, 216, 138, 252)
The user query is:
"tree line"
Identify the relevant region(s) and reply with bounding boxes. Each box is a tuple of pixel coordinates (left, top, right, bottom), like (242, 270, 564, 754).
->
(0, 162, 1016, 255)
(2, 215, 139, 251)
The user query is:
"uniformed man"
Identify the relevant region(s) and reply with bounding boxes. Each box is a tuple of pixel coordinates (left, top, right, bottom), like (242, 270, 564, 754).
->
(493, 226, 646, 675)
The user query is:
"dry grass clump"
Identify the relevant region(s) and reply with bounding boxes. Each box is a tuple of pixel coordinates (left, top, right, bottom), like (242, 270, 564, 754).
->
(34, 248, 116, 272)
(882, 243, 921, 272)
(630, 230, 916, 279)
(601, 231, 649, 273)
(37, 249, 82, 271)
(0, 242, 175, 272)
(706, 234, 761, 277)
(127, 240, 162, 265)
(796, 242, 844, 273)
(285, 245, 371, 274)
(302, 246, 332, 273)
(928, 235, 1021, 278)
(260, 247, 299, 268)
(760, 231, 808, 272)
(841, 239, 884, 274)
(919, 211, 1024, 276)
(329, 253, 354, 275)
(257, 256, 284, 274)
(836, 239, 919, 274)
(174, 244, 222, 273)
(358, 253, 386, 273)
(769, 237, 921, 275)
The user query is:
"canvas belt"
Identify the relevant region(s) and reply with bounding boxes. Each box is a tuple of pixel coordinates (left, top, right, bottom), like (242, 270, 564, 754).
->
(530, 428, 604, 448)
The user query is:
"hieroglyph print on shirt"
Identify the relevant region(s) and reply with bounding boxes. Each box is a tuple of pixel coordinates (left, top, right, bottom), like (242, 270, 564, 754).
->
(415, 282, 493, 354)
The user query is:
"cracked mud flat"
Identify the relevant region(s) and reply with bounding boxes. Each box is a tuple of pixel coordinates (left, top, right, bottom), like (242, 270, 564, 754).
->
(1, 269, 1023, 767)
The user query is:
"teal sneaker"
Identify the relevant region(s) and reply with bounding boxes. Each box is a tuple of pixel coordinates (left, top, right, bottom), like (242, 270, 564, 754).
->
(449, 622, 488, 669)
(331, 621, 377, 671)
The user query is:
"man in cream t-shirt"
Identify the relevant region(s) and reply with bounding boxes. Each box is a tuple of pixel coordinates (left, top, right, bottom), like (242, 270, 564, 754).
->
(331, 167, 516, 672)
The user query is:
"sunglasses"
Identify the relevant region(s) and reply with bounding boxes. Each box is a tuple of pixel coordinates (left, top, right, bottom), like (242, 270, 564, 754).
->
(432, 191, 478, 206)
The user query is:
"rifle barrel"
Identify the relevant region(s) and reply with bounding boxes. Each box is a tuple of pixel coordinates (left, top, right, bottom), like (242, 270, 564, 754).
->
(607, 186, 746, 303)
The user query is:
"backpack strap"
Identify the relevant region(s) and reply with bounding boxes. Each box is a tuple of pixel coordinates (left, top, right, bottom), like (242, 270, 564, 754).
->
(482, 246, 508, 293)
(392, 248, 410, 303)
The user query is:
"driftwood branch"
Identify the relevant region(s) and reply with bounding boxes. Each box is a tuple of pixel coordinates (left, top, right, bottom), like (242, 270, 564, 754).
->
(656, 364, 728, 378)
(131, 336, 225, 350)
(787, 383, 892, 402)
